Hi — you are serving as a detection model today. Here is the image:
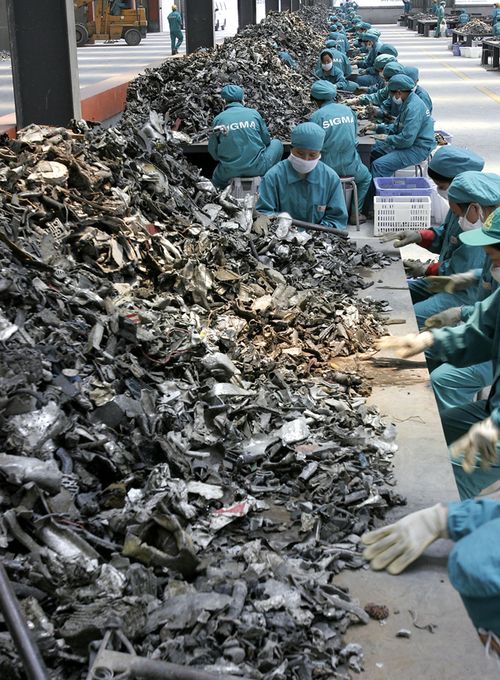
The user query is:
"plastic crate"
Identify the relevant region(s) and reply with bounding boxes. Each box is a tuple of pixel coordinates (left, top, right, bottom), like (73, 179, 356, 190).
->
(374, 177, 433, 197)
(460, 46, 482, 58)
(374, 196, 431, 235)
(435, 129, 453, 144)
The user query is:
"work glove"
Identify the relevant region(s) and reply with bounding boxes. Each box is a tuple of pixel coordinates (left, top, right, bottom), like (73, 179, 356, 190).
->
(425, 271, 479, 293)
(344, 97, 359, 106)
(361, 504, 449, 574)
(450, 418, 500, 473)
(424, 306, 462, 329)
(380, 230, 421, 248)
(375, 331, 434, 358)
(403, 259, 429, 278)
(252, 214, 271, 235)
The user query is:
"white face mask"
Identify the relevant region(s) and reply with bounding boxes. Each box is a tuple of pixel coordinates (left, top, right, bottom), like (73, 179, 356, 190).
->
(288, 153, 321, 175)
(392, 96, 402, 105)
(459, 203, 484, 232)
(322, 62, 333, 71)
(491, 266, 500, 284)
(437, 187, 449, 198)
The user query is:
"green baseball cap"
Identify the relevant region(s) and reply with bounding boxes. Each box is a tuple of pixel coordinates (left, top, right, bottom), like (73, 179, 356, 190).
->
(460, 206, 500, 246)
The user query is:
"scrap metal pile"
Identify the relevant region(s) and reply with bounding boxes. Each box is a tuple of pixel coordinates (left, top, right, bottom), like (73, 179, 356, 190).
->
(458, 18, 492, 33)
(124, 11, 326, 141)
(0, 117, 402, 679)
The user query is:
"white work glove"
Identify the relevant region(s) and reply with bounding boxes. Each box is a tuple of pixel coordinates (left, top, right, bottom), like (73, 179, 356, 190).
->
(425, 271, 479, 293)
(379, 230, 421, 248)
(253, 214, 271, 234)
(450, 418, 500, 473)
(424, 306, 462, 329)
(375, 331, 434, 358)
(361, 504, 449, 574)
(344, 97, 359, 106)
(404, 259, 429, 278)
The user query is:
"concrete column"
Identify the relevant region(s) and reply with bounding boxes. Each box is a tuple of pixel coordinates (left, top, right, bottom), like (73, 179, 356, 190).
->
(265, 0, 279, 12)
(291, 0, 299, 10)
(7, 0, 81, 128)
(238, 0, 256, 27)
(185, 0, 214, 53)
(281, 0, 292, 10)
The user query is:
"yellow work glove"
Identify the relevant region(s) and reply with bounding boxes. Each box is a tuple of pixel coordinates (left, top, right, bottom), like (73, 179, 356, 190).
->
(375, 331, 434, 358)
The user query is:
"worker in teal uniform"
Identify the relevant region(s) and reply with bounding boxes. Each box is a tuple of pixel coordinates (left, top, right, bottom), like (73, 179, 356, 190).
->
(353, 32, 385, 86)
(255, 122, 348, 230)
(492, 3, 500, 21)
(328, 27, 349, 52)
(431, 0, 438, 15)
(208, 85, 283, 190)
(278, 51, 298, 70)
(347, 61, 404, 119)
(376, 211, 500, 499)
(309, 81, 371, 224)
(458, 10, 469, 25)
(323, 41, 352, 77)
(401, 170, 498, 328)
(402, 66, 433, 112)
(494, 19, 500, 35)
(315, 50, 357, 92)
(435, 0, 446, 37)
(362, 497, 500, 659)
(167, 4, 184, 55)
(369, 74, 435, 179)
(361, 54, 397, 95)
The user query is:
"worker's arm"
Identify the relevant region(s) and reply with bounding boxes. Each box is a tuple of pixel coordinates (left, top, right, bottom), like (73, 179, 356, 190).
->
(343, 54, 353, 77)
(429, 288, 499, 366)
(256, 113, 271, 147)
(255, 174, 280, 216)
(447, 499, 500, 541)
(384, 104, 426, 150)
(321, 177, 349, 230)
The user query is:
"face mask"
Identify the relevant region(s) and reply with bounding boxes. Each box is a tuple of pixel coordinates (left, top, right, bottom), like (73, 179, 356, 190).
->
(491, 266, 500, 284)
(392, 96, 402, 105)
(322, 62, 333, 71)
(459, 203, 484, 231)
(437, 187, 448, 199)
(288, 153, 321, 175)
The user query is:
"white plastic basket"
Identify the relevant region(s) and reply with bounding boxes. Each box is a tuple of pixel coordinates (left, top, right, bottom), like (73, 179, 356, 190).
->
(459, 46, 482, 58)
(374, 196, 431, 235)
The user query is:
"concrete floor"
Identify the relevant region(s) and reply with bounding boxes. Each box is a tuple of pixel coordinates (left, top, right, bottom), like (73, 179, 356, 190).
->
(336, 25, 500, 680)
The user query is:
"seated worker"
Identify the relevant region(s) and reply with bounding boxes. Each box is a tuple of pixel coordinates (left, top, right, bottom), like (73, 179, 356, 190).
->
(458, 10, 469, 25)
(369, 74, 435, 179)
(403, 66, 433, 112)
(255, 122, 348, 230)
(309, 81, 371, 224)
(278, 50, 298, 70)
(361, 54, 397, 95)
(362, 497, 500, 663)
(315, 50, 357, 92)
(346, 61, 404, 116)
(208, 85, 283, 190)
(323, 41, 352, 77)
(328, 25, 349, 52)
(376, 207, 500, 499)
(380, 148, 486, 329)
(351, 32, 385, 86)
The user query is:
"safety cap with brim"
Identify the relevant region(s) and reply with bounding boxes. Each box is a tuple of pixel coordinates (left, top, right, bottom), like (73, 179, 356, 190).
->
(374, 55, 396, 70)
(362, 31, 379, 42)
(311, 80, 337, 101)
(324, 40, 339, 48)
(387, 74, 415, 92)
(448, 516, 500, 634)
(221, 84, 244, 102)
(358, 21, 371, 29)
(370, 29, 382, 37)
(291, 122, 325, 151)
(383, 62, 404, 79)
(429, 146, 484, 180)
(378, 43, 398, 56)
(460, 205, 500, 246)
(403, 65, 419, 82)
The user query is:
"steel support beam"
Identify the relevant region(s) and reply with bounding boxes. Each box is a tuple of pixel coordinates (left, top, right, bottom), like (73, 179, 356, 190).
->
(238, 0, 256, 28)
(6, 0, 81, 129)
(291, 0, 300, 10)
(281, 0, 292, 11)
(265, 0, 279, 12)
(185, 0, 214, 53)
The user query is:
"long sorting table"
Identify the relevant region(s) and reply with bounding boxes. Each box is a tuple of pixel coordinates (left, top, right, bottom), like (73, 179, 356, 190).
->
(481, 38, 500, 69)
(452, 28, 494, 47)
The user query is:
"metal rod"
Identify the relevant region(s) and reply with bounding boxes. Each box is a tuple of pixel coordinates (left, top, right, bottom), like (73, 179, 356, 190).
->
(290, 218, 350, 239)
(0, 562, 48, 680)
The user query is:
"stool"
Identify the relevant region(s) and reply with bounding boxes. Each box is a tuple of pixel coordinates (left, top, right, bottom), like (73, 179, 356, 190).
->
(340, 176, 359, 230)
(229, 176, 261, 200)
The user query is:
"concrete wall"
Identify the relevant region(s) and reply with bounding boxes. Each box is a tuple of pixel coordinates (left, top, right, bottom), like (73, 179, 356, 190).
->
(0, 0, 8, 51)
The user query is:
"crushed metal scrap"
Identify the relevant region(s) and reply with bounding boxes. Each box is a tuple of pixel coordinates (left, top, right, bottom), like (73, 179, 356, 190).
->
(124, 11, 327, 141)
(0, 46, 401, 680)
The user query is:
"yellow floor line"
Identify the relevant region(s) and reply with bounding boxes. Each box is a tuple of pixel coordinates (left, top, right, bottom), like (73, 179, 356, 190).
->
(434, 57, 500, 104)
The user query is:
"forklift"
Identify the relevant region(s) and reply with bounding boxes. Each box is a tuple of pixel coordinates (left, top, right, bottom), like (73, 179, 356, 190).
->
(74, 0, 148, 46)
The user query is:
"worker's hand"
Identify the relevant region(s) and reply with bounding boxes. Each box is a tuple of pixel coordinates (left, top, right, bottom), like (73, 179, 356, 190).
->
(344, 97, 359, 106)
(370, 105, 383, 118)
(357, 86, 369, 92)
(403, 259, 428, 278)
(361, 504, 449, 574)
(379, 230, 422, 248)
(425, 271, 479, 293)
(424, 306, 462, 329)
(374, 331, 434, 358)
(252, 214, 271, 234)
(363, 123, 377, 134)
(450, 418, 500, 473)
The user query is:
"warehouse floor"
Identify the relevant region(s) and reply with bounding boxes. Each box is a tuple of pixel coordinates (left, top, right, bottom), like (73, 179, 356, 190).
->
(336, 25, 500, 679)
